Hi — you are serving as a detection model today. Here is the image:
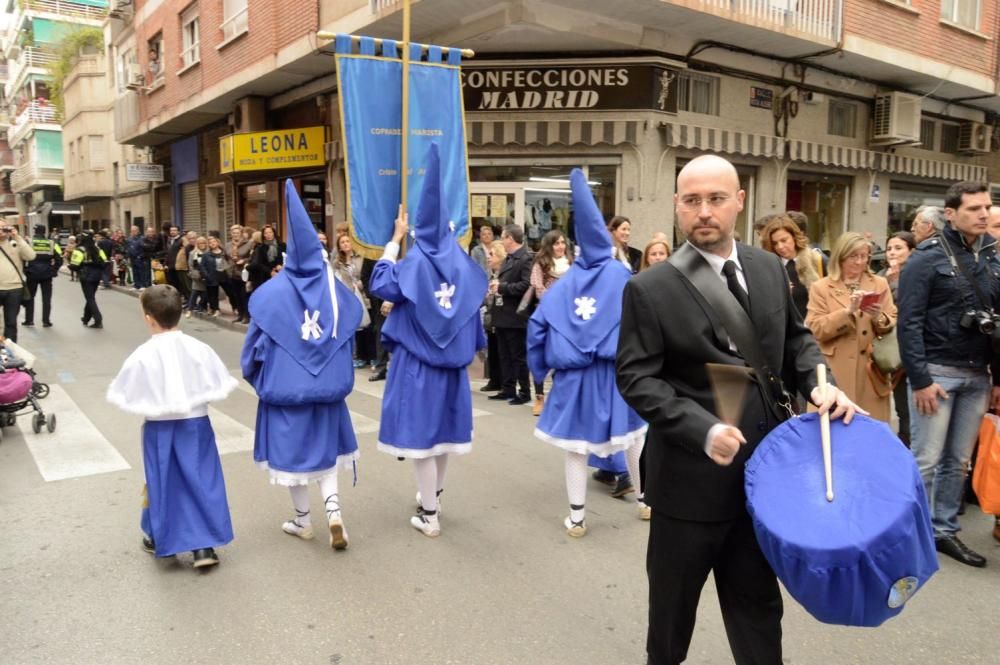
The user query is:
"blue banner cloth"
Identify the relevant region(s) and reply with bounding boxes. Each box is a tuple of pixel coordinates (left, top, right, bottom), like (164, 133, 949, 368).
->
(336, 43, 469, 257)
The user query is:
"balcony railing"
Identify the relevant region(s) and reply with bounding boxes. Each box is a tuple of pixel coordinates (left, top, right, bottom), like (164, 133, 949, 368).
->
(698, 0, 842, 42)
(19, 0, 108, 22)
(9, 101, 59, 147)
(370, 0, 402, 12)
(220, 6, 249, 43)
(10, 160, 63, 193)
(22, 46, 59, 69)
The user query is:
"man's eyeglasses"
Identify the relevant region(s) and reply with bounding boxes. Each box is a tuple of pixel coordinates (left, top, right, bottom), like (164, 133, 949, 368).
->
(678, 195, 731, 211)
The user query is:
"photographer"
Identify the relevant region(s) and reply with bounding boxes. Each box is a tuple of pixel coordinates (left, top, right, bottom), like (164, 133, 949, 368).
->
(898, 181, 1000, 569)
(0, 225, 36, 342)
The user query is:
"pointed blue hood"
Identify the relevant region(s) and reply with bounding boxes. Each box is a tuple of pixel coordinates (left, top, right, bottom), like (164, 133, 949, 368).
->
(531, 168, 630, 354)
(248, 179, 362, 375)
(397, 143, 488, 349)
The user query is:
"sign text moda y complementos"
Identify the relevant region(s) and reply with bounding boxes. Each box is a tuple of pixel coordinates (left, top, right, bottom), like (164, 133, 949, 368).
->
(461, 63, 678, 113)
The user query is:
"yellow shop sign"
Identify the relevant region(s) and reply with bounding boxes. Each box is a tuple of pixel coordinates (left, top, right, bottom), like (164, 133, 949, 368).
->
(219, 126, 327, 173)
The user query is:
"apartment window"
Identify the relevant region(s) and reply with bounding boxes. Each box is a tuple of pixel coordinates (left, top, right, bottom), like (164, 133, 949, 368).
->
(116, 47, 138, 92)
(940, 123, 961, 153)
(148, 34, 164, 84)
(77, 138, 85, 171)
(919, 118, 936, 150)
(827, 100, 857, 138)
(221, 0, 249, 43)
(181, 5, 200, 69)
(941, 0, 980, 30)
(677, 71, 720, 116)
(89, 136, 106, 170)
(68, 142, 75, 174)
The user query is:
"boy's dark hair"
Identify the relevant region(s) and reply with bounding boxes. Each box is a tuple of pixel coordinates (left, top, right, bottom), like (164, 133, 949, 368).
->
(944, 181, 989, 210)
(140, 285, 182, 329)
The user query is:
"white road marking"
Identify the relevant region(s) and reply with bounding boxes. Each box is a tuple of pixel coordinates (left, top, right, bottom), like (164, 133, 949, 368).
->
(21, 384, 131, 482)
(209, 406, 254, 455)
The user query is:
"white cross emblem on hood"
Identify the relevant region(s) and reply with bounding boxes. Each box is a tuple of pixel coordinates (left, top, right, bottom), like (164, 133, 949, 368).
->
(574, 296, 597, 321)
(435, 282, 456, 310)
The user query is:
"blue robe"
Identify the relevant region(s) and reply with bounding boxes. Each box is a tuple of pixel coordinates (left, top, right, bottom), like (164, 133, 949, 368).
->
(141, 415, 234, 557)
(370, 258, 487, 457)
(528, 318, 647, 457)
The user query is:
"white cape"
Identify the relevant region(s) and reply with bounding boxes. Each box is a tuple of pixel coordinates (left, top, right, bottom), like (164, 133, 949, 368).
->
(107, 330, 238, 418)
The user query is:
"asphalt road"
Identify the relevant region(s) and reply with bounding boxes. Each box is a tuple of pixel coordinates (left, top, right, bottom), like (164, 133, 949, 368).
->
(0, 280, 997, 664)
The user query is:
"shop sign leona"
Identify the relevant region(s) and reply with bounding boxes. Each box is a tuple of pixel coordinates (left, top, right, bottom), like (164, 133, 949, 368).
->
(126, 163, 165, 182)
(220, 126, 326, 174)
(461, 63, 679, 113)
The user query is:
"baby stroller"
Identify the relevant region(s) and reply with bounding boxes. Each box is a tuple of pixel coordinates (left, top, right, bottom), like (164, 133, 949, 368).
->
(0, 339, 55, 443)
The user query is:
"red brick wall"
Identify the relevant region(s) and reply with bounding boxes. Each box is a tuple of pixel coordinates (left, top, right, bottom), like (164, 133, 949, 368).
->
(134, 0, 319, 125)
(844, 0, 998, 80)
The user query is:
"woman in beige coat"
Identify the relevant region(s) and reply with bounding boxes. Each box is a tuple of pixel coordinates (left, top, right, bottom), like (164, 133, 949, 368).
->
(805, 232, 897, 421)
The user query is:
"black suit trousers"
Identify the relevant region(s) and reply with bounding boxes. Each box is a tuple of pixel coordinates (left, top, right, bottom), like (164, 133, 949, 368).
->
(495, 326, 530, 397)
(646, 509, 782, 665)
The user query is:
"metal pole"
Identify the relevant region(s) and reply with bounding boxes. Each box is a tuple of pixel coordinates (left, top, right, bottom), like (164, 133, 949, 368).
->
(401, 0, 411, 235)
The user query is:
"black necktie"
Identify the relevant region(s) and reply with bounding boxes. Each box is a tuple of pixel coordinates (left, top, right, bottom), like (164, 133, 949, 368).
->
(722, 260, 751, 314)
(785, 259, 801, 287)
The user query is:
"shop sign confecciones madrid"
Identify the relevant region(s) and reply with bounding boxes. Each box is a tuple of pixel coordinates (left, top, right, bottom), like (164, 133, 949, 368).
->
(461, 60, 680, 113)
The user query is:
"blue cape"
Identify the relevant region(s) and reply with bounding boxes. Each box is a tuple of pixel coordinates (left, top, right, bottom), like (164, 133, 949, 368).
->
(397, 143, 487, 349)
(248, 179, 362, 375)
(531, 168, 630, 354)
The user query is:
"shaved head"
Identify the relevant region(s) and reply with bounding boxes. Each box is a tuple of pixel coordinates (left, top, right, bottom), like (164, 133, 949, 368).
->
(677, 155, 741, 192)
(674, 155, 745, 256)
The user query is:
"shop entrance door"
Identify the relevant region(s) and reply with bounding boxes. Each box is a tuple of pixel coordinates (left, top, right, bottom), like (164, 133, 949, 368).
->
(786, 172, 850, 250)
(469, 182, 574, 249)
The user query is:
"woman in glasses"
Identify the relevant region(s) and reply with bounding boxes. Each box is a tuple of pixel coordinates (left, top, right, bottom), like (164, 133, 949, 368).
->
(805, 232, 897, 421)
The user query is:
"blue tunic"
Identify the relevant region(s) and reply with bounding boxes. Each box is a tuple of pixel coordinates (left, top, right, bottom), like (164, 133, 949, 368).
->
(529, 321, 647, 457)
(140, 415, 234, 557)
(242, 303, 360, 485)
(370, 258, 487, 457)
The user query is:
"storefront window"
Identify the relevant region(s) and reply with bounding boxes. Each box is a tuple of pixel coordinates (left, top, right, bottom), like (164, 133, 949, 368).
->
(887, 181, 946, 239)
(469, 162, 617, 249)
(785, 172, 850, 250)
(242, 183, 271, 231)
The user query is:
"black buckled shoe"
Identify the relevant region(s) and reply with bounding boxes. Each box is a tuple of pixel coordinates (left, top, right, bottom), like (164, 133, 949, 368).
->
(192, 547, 219, 568)
(488, 392, 515, 401)
(935, 535, 986, 568)
(142, 536, 156, 554)
(611, 473, 635, 498)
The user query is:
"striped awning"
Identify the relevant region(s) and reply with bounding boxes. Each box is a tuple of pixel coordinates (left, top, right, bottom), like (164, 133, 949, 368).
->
(659, 122, 784, 158)
(880, 153, 986, 182)
(788, 139, 879, 169)
(467, 119, 641, 147)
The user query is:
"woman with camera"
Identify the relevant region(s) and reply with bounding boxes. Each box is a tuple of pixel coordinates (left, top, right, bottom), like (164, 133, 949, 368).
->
(805, 231, 897, 421)
(0, 225, 37, 342)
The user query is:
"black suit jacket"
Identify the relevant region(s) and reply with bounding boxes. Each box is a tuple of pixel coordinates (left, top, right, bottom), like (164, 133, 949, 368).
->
(616, 243, 825, 522)
(492, 245, 532, 329)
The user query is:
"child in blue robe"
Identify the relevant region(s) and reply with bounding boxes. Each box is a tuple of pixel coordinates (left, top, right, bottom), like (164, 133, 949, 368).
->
(107, 284, 237, 568)
(528, 169, 648, 537)
(369, 144, 488, 538)
(241, 180, 363, 551)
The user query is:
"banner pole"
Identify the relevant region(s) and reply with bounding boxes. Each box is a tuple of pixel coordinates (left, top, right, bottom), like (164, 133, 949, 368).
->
(400, 0, 412, 253)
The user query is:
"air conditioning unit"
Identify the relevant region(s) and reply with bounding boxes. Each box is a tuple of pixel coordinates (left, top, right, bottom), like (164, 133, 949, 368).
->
(230, 97, 267, 133)
(125, 72, 145, 91)
(958, 121, 991, 154)
(871, 91, 921, 145)
(800, 91, 825, 105)
(108, 0, 133, 19)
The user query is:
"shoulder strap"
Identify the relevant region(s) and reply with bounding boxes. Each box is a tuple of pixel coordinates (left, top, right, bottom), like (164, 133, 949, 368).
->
(0, 246, 25, 289)
(669, 243, 792, 419)
(938, 233, 994, 313)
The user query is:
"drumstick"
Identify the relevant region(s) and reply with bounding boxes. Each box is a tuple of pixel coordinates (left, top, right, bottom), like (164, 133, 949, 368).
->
(817, 364, 834, 502)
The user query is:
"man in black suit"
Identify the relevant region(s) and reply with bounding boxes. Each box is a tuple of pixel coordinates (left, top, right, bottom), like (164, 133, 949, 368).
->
(489, 224, 533, 405)
(616, 155, 860, 665)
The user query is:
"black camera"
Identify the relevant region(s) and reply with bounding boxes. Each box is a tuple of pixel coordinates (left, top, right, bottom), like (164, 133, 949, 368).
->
(960, 309, 1000, 334)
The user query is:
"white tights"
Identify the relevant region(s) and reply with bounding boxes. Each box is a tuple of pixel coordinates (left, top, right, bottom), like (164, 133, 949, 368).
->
(564, 441, 645, 522)
(286, 471, 341, 526)
(414, 455, 449, 513)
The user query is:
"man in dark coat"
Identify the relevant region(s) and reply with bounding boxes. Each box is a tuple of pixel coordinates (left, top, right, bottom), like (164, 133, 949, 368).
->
(488, 224, 533, 405)
(616, 155, 860, 665)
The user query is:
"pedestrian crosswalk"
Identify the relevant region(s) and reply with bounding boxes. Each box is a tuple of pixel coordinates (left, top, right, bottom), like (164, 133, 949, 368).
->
(10, 369, 494, 483)
(21, 385, 131, 482)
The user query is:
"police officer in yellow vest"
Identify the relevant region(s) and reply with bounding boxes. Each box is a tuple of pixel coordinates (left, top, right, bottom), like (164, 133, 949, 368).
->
(23, 224, 63, 328)
(70, 231, 107, 328)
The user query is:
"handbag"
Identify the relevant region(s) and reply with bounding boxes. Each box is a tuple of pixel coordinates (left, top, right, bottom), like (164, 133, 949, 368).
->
(516, 285, 537, 319)
(872, 327, 902, 373)
(353, 286, 371, 329)
(972, 413, 1000, 514)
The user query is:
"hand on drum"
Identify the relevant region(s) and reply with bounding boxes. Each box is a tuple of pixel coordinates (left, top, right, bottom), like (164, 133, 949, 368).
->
(810, 385, 867, 423)
(708, 426, 746, 466)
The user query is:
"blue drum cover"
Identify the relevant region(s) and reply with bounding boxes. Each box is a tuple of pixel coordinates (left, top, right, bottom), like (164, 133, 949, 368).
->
(745, 413, 938, 627)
